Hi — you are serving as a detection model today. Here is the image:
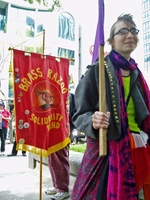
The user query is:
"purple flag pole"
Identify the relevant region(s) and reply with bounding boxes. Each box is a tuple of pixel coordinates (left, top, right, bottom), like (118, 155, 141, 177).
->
(92, 0, 104, 64)
(92, 0, 107, 156)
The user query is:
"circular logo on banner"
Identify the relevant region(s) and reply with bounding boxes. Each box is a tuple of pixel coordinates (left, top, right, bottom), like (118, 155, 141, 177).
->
(31, 80, 61, 113)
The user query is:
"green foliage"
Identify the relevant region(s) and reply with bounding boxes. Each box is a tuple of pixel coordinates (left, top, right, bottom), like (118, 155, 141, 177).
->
(69, 143, 86, 153)
(36, 47, 43, 54)
(24, 0, 62, 11)
(8, 73, 14, 89)
(24, 46, 34, 52)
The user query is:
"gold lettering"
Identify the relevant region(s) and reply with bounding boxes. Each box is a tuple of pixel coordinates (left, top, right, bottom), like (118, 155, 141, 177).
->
(62, 88, 68, 94)
(33, 116, 37, 123)
(30, 113, 63, 126)
(27, 72, 34, 82)
(22, 78, 31, 87)
(30, 114, 34, 121)
(56, 76, 62, 85)
(37, 117, 41, 125)
(60, 82, 65, 88)
(19, 84, 28, 92)
(47, 69, 53, 78)
(30, 69, 38, 80)
(58, 114, 63, 121)
(55, 122, 60, 128)
(51, 121, 55, 129)
(51, 73, 58, 81)
(44, 117, 48, 124)
(36, 68, 43, 77)
(47, 122, 60, 131)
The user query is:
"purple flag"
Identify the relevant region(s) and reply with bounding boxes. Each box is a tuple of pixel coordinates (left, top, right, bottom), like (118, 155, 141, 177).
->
(92, 0, 104, 63)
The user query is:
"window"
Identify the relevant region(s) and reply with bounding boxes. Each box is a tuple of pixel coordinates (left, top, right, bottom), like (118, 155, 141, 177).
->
(0, 8, 6, 32)
(58, 47, 75, 65)
(37, 24, 43, 33)
(26, 16, 35, 37)
(9, 6, 36, 37)
(144, 54, 150, 70)
(58, 12, 75, 41)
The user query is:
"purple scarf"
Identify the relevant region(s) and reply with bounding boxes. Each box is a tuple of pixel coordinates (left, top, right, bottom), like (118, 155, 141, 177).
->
(107, 50, 150, 199)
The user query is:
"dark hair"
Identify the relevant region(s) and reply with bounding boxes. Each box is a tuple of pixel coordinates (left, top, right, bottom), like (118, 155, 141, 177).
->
(0, 99, 5, 107)
(108, 14, 137, 41)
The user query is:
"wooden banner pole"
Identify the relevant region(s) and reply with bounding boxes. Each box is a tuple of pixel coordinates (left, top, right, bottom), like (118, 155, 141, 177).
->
(39, 153, 43, 200)
(39, 29, 46, 200)
(99, 45, 107, 156)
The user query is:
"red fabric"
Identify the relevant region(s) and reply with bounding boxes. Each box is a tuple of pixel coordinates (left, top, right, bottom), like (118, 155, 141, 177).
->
(143, 184, 150, 200)
(13, 49, 70, 156)
(2, 109, 11, 128)
(131, 144, 150, 193)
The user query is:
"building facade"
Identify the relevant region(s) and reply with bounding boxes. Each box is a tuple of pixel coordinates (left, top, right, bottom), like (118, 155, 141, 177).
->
(0, 0, 79, 102)
(142, 0, 150, 71)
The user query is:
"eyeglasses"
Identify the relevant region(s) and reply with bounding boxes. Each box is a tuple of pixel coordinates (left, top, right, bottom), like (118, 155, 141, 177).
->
(113, 28, 139, 37)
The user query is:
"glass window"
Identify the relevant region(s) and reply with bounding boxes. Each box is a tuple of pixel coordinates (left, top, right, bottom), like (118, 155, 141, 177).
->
(58, 47, 75, 65)
(143, 33, 146, 42)
(26, 16, 35, 37)
(144, 54, 150, 71)
(58, 12, 75, 41)
(9, 6, 36, 37)
(0, 8, 6, 32)
(37, 24, 43, 33)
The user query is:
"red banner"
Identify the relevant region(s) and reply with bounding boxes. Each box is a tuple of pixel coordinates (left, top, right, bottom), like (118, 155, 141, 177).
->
(13, 49, 70, 157)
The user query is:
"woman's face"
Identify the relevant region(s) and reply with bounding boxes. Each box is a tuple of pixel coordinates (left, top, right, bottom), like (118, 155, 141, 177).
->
(111, 21, 139, 60)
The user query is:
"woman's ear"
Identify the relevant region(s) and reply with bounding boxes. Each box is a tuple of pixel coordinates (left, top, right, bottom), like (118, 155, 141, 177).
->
(107, 38, 112, 46)
(105, 39, 113, 51)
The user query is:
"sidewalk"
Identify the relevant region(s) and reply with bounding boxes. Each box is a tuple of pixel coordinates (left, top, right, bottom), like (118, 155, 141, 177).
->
(0, 142, 76, 200)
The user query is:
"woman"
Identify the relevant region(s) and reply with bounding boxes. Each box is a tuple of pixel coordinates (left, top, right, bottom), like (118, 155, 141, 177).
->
(71, 14, 150, 200)
(0, 101, 11, 155)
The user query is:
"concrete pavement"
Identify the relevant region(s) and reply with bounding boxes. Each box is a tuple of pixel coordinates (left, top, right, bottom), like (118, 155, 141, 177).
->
(0, 142, 76, 200)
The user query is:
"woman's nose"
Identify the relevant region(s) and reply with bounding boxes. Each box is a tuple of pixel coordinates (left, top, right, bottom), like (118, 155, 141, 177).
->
(127, 31, 134, 37)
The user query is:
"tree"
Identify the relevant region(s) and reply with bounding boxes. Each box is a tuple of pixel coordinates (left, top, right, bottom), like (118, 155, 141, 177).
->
(24, 0, 62, 11)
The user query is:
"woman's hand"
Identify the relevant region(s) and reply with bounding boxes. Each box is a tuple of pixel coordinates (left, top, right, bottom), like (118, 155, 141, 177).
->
(92, 111, 110, 130)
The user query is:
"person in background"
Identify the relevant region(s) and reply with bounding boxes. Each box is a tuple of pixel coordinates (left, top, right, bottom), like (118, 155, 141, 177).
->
(0, 100, 11, 156)
(7, 107, 26, 157)
(7, 139, 26, 157)
(45, 146, 70, 200)
(45, 92, 76, 200)
(69, 92, 76, 142)
(71, 14, 150, 200)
